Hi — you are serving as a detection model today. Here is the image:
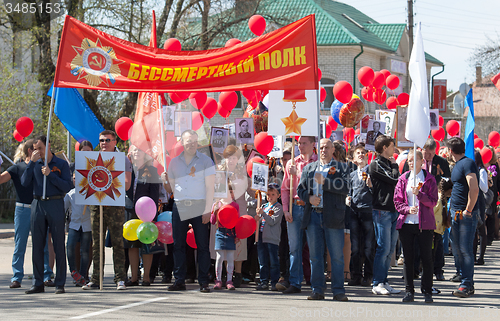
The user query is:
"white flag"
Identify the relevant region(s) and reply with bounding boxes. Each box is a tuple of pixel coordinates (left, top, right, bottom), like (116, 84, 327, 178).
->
(405, 23, 430, 148)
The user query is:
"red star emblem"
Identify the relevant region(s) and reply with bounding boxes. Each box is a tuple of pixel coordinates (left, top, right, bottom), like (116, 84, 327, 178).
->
(77, 153, 124, 201)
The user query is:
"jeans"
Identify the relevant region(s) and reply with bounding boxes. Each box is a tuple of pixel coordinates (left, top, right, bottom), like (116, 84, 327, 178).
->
(67, 227, 92, 279)
(305, 210, 345, 296)
(12, 205, 31, 283)
(450, 209, 478, 289)
(257, 234, 280, 285)
(349, 210, 375, 280)
(172, 202, 210, 285)
(286, 204, 305, 288)
(443, 227, 450, 254)
(372, 210, 398, 286)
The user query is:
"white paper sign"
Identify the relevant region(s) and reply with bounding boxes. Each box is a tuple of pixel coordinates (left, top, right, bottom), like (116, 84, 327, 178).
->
(268, 136, 284, 158)
(251, 162, 268, 192)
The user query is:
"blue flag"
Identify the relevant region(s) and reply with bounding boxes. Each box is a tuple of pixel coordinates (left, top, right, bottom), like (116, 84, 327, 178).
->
(47, 85, 104, 149)
(464, 89, 475, 159)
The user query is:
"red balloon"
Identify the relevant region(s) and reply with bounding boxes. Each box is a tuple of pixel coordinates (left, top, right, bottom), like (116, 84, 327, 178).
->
(438, 115, 444, 127)
(164, 38, 181, 51)
(169, 92, 189, 104)
(75, 141, 80, 151)
(333, 81, 353, 104)
(320, 87, 327, 102)
(246, 157, 265, 177)
(386, 96, 398, 110)
(170, 140, 184, 158)
(318, 68, 322, 81)
(372, 72, 385, 89)
(355, 127, 360, 135)
(225, 38, 241, 48)
(235, 215, 257, 239)
(343, 127, 355, 143)
(13, 130, 23, 142)
(435, 141, 440, 154)
(380, 69, 391, 79)
(248, 15, 266, 36)
(398, 93, 410, 105)
(357, 66, 374, 87)
(186, 228, 197, 248)
(218, 103, 231, 118)
(431, 128, 445, 141)
(446, 120, 460, 137)
(201, 97, 218, 119)
(361, 86, 374, 102)
(386, 75, 400, 90)
(254, 132, 274, 155)
(474, 138, 484, 149)
(241, 90, 256, 100)
(488, 131, 500, 148)
(189, 92, 207, 110)
(474, 134, 479, 139)
(480, 147, 493, 164)
(115, 117, 134, 140)
(156, 221, 173, 244)
(219, 91, 238, 110)
(218, 204, 239, 229)
(325, 124, 332, 138)
(327, 116, 338, 131)
(192, 111, 204, 131)
(16, 117, 34, 137)
(373, 89, 387, 105)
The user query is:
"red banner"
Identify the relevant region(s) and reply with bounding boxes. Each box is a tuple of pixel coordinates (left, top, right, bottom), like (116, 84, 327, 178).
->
(54, 15, 318, 92)
(433, 79, 447, 112)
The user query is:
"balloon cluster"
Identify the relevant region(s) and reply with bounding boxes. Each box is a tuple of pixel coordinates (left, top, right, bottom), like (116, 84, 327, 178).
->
(13, 117, 34, 142)
(122, 196, 165, 244)
(357, 66, 409, 108)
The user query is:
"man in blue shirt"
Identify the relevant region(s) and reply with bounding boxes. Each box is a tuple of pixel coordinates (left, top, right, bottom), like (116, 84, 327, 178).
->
(21, 136, 73, 294)
(167, 129, 215, 293)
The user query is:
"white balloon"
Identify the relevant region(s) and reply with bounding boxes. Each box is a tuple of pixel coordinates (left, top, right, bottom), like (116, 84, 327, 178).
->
(262, 94, 269, 109)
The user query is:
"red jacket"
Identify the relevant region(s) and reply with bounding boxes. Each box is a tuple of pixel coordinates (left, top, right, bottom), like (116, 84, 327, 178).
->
(394, 169, 438, 230)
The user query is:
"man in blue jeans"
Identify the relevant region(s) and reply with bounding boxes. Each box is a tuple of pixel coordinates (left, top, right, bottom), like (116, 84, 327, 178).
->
(447, 137, 479, 298)
(368, 135, 401, 295)
(297, 139, 350, 301)
(167, 130, 215, 293)
(278, 136, 317, 293)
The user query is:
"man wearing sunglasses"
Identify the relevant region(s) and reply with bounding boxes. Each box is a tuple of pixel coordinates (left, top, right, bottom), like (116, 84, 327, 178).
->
(83, 130, 132, 291)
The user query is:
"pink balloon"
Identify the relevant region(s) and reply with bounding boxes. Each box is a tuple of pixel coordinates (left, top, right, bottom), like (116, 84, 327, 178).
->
(135, 196, 157, 222)
(156, 221, 173, 244)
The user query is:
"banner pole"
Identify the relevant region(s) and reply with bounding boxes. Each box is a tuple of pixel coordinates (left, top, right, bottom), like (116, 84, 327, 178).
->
(157, 94, 168, 174)
(0, 151, 15, 165)
(100, 205, 103, 290)
(43, 87, 56, 199)
(289, 136, 295, 214)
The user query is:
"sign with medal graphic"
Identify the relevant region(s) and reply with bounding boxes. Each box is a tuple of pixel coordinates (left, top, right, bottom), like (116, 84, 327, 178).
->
(75, 151, 126, 206)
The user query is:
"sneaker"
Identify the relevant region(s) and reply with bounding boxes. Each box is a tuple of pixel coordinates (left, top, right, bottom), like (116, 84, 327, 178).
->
(282, 285, 301, 294)
(117, 281, 126, 290)
(372, 283, 390, 295)
(71, 271, 86, 287)
(450, 273, 461, 282)
(255, 283, 269, 291)
(213, 281, 222, 290)
(453, 286, 474, 298)
(200, 283, 211, 293)
(397, 257, 404, 265)
(82, 282, 99, 290)
(384, 283, 401, 294)
(431, 287, 441, 294)
(226, 281, 235, 290)
(402, 292, 414, 302)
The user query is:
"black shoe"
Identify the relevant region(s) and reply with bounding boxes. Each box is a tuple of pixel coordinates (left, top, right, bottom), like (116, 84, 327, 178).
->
(475, 258, 485, 265)
(55, 286, 65, 294)
(450, 274, 461, 282)
(142, 281, 151, 286)
(453, 286, 474, 298)
(255, 283, 269, 291)
(361, 277, 372, 287)
(44, 280, 55, 287)
(233, 273, 243, 288)
(125, 280, 139, 286)
(275, 281, 289, 291)
(282, 285, 301, 294)
(161, 276, 172, 284)
(307, 292, 325, 300)
(435, 273, 445, 281)
(425, 293, 433, 303)
(167, 283, 186, 291)
(9, 281, 21, 288)
(402, 292, 414, 302)
(25, 285, 44, 294)
(333, 293, 348, 301)
(199, 283, 210, 293)
(185, 278, 195, 284)
(347, 278, 361, 286)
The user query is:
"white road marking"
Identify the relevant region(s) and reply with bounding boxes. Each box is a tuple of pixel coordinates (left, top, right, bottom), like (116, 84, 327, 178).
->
(70, 297, 167, 319)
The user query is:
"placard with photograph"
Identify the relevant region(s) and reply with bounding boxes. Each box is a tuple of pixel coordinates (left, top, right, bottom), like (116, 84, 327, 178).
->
(251, 162, 268, 192)
(329, 131, 344, 142)
(429, 109, 439, 130)
(376, 110, 396, 137)
(174, 111, 192, 137)
(269, 136, 284, 158)
(246, 148, 266, 163)
(223, 123, 236, 138)
(210, 127, 229, 154)
(214, 171, 228, 199)
(163, 105, 176, 131)
(396, 106, 414, 148)
(235, 118, 254, 145)
(366, 120, 386, 151)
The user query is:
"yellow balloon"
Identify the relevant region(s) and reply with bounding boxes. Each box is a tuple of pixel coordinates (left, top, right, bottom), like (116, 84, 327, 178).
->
(123, 219, 143, 241)
(352, 94, 360, 99)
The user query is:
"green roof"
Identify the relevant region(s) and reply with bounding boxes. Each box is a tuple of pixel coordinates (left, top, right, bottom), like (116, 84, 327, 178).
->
(363, 24, 406, 51)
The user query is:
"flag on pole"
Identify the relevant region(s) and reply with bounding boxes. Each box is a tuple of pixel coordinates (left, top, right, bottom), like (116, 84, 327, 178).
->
(48, 85, 104, 148)
(405, 23, 430, 148)
(491, 72, 500, 91)
(464, 88, 475, 159)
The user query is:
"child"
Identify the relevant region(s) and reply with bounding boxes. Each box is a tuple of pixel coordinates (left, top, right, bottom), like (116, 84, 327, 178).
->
(255, 183, 283, 291)
(64, 172, 92, 286)
(434, 178, 453, 282)
(211, 186, 239, 290)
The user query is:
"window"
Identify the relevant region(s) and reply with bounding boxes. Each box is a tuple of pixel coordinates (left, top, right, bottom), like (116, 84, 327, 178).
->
(321, 78, 335, 110)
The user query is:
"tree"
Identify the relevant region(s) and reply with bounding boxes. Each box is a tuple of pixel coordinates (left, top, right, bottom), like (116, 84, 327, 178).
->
(469, 36, 500, 77)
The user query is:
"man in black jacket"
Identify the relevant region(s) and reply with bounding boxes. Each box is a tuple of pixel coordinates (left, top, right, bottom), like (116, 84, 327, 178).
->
(369, 135, 401, 295)
(297, 139, 350, 301)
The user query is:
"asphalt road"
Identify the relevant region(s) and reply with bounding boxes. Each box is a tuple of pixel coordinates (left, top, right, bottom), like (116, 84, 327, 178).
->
(0, 230, 499, 320)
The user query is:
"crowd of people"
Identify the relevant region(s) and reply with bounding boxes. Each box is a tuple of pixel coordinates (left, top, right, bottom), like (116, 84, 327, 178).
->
(2, 128, 499, 303)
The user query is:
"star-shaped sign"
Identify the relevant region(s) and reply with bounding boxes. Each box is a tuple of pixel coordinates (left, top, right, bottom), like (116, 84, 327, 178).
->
(281, 110, 307, 135)
(77, 153, 124, 201)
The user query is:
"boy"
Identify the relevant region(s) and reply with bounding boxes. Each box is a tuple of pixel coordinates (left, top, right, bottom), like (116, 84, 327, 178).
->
(255, 183, 283, 291)
(346, 144, 374, 287)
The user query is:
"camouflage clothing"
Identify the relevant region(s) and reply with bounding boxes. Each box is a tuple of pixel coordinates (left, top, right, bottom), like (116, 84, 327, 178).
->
(90, 205, 126, 284)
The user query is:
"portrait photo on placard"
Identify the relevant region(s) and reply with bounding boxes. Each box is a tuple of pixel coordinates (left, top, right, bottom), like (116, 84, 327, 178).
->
(360, 114, 375, 134)
(376, 110, 396, 136)
(223, 123, 236, 138)
(396, 106, 414, 148)
(174, 111, 192, 137)
(330, 131, 343, 142)
(429, 109, 439, 130)
(210, 127, 229, 154)
(214, 171, 228, 199)
(162, 105, 176, 131)
(365, 120, 386, 151)
(268, 135, 284, 158)
(251, 162, 268, 192)
(235, 118, 254, 145)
